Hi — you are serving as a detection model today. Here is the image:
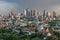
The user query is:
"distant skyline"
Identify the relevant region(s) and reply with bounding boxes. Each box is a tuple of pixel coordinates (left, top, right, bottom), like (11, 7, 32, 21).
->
(0, 0, 60, 15)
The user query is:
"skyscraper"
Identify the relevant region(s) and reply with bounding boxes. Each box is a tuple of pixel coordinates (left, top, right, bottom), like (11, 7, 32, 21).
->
(10, 10, 16, 19)
(46, 12, 51, 18)
(43, 10, 46, 18)
(31, 9, 36, 17)
(26, 8, 31, 18)
(53, 11, 57, 20)
(36, 11, 40, 20)
(23, 9, 26, 17)
(53, 11, 56, 18)
(46, 12, 48, 17)
(46, 12, 52, 21)
(42, 10, 46, 21)
(17, 11, 21, 19)
(48, 12, 51, 18)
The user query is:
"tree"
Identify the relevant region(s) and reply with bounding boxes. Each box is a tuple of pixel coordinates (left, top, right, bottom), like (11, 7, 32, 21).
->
(58, 37, 60, 40)
(31, 37, 41, 40)
(54, 31, 60, 37)
(46, 36, 58, 40)
(9, 34, 20, 40)
(48, 21, 56, 26)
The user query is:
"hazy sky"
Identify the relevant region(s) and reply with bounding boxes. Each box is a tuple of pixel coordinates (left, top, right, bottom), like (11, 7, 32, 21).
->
(0, 0, 60, 15)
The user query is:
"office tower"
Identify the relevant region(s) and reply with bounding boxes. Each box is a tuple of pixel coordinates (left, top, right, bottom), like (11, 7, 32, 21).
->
(42, 10, 46, 21)
(10, 10, 16, 17)
(23, 9, 26, 17)
(9, 13, 11, 18)
(48, 12, 52, 21)
(46, 12, 52, 21)
(36, 11, 40, 20)
(43, 10, 46, 18)
(17, 11, 21, 19)
(37, 11, 40, 19)
(46, 12, 51, 18)
(48, 12, 51, 18)
(46, 12, 49, 21)
(10, 10, 16, 19)
(46, 12, 48, 17)
(53, 11, 57, 20)
(58, 15, 60, 20)
(35, 10, 37, 19)
(53, 11, 56, 18)
(31, 9, 36, 17)
(26, 8, 31, 18)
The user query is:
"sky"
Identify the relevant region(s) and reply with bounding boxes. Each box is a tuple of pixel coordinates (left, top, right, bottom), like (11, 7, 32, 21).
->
(0, 0, 60, 15)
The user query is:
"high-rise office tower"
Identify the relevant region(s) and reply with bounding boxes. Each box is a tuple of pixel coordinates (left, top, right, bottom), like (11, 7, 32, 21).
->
(9, 13, 11, 18)
(46, 12, 52, 21)
(42, 10, 46, 21)
(43, 10, 46, 17)
(10, 10, 16, 18)
(26, 8, 31, 18)
(23, 9, 26, 17)
(46, 12, 51, 18)
(46, 12, 48, 17)
(17, 11, 21, 19)
(53, 11, 56, 18)
(48, 12, 51, 18)
(36, 11, 40, 20)
(53, 11, 57, 20)
(31, 9, 36, 17)
(11, 11, 16, 16)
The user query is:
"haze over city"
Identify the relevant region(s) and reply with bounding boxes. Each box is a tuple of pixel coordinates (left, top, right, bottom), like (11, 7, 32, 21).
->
(0, 0, 60, 15)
